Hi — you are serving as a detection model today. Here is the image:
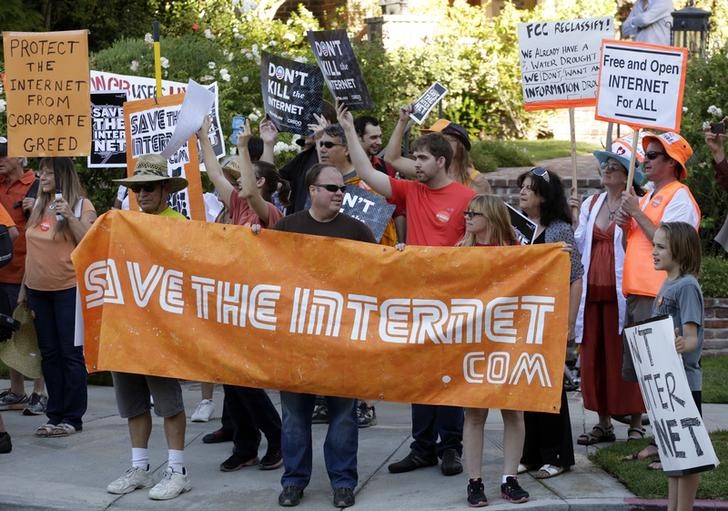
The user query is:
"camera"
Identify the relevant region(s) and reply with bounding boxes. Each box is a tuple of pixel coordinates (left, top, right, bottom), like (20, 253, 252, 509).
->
(710, 122, 726, 135)
(0, 312, 21, 342)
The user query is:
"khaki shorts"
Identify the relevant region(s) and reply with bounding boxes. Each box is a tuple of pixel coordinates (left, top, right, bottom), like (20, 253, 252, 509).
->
(111, 372, 184, 419)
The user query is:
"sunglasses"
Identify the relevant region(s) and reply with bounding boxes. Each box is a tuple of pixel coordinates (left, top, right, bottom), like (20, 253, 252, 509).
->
(531, 167, 550, 183)
(129, 183, 159, 193)
(644, 151, 667, 161)
(463, 211, 484, 218)
(319, 141, 345, 149)
(313, 183, 346, 193)
(600, 161, 626, 172)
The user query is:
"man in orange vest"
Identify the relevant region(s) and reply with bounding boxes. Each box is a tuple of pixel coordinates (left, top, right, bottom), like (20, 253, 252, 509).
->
(616, 131, 700, 379)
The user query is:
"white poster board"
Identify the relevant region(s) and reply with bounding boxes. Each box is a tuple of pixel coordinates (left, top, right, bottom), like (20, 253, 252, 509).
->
(624, 316, 719, 476)
(517, 17, 613, 111)
(595, 40, 687, 131)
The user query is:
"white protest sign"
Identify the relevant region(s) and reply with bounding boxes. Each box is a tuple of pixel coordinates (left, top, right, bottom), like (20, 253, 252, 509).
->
(517, 17, 613, 111)
(624, 316, 719, 476)
(161, 80, 214, 160)
(409, 82, 447, 125)
(596, 40, 687, 131)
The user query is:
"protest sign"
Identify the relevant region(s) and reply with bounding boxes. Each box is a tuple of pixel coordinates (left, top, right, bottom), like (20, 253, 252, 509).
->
(624, 316, 719, 476)
(506, 203, 538, 245)
(90, 70, 225, 161)
(161, 80, 214, 160)
(74, 210, 571, 411)
(517, 17, 613, 111)
(3, 30, 91, 156)
(595, 40, 687, 131)
(307, 30, 373, 110)
(261, 52, 324, 135)
(88, 91, 127, 168)
(341, 186, 395, 242)
(123, 94, 205, 221)
(409, 82, 448, 125)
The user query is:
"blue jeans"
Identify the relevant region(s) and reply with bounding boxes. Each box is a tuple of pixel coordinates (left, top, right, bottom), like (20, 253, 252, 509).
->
(280, 392, 358, 490)
(27, 287, 87, 430)
(410, 404, 464, 458)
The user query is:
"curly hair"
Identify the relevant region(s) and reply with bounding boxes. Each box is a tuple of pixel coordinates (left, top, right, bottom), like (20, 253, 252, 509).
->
(517, 167, 572, 227)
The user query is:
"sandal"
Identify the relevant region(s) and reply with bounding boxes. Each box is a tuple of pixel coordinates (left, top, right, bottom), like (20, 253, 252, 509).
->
(627, 427, 646, 441)
(647, 460, 663, 471)
(534, 464, 568, 479)
(577, 424, 615, 445)
(48, 423, 78, 437)
(34, 423, 56, 437)
(621, 443, 659, 461)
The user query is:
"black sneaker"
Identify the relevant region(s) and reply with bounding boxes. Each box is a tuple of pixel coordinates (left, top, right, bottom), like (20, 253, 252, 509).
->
(202, 427, 233, 444)
(441, 448, 463, 476)
(387, 451, 437, 473)
(0, 432, 11, 454)
(501, 476, 529, 503)
(312, 404, 329, 424)
(333, 487, 355, 508)
(278, 486, 304, 507)
(219, 453, 258, 472)
(260, 448, 283, 470)
(467, 478, 488, 507)
(356, 402, 377, 428)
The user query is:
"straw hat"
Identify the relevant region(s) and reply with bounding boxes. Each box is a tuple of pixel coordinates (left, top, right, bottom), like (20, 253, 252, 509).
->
(0, 304, 41, 379)
(114, 154, 188, 193)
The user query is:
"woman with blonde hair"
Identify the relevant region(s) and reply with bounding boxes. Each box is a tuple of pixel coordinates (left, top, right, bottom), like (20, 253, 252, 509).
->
(459, 195, 529, 507)
(20, 157, 96, 437)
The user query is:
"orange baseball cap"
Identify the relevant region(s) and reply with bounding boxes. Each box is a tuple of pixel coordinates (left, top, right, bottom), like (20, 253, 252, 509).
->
(641, 131, 693, 180)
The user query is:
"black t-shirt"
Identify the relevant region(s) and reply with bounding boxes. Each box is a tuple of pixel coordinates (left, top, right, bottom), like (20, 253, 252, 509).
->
(280, 147, 318, 214)
(273, 210, 376, 244)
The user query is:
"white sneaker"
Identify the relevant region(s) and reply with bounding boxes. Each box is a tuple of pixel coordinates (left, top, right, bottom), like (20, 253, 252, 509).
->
(190, 399, 215, 422)
(148, 467, 191, 500)
(107, 466, 153, 494)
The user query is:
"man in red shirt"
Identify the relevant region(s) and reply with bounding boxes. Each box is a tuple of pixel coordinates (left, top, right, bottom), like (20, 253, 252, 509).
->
(0, 136, 44, 416)
(338, 106, 475, 476)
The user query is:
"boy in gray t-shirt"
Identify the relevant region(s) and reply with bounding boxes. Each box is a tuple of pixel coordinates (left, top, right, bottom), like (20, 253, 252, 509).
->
(652, 274, 704, 392)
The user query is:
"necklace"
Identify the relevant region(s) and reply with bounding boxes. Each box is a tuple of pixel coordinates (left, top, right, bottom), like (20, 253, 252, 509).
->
(606, 199, 620, 221)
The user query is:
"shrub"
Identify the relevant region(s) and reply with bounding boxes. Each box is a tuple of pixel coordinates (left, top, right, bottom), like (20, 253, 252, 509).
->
(701, 255, 728, 298)
(471, 140, 534, 172)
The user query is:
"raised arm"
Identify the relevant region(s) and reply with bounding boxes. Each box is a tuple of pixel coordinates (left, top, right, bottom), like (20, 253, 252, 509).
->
(196, 116, 234, 207)
(337, 104, 392, 198)
(237, 120, 272, 225)
(259, 118, 278, 165)
(383, 104, 417, 179)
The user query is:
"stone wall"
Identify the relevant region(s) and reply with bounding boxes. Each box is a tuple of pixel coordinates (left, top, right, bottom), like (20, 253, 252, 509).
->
(488, 175, 603, 208)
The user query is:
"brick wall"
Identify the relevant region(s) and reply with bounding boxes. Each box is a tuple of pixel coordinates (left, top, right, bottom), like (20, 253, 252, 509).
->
(488, 176, 603, 209)
(704, 298, 728, 355)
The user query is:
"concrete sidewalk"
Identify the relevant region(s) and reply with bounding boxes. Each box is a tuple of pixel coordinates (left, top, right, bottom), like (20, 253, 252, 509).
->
(0, 380, 724, 510)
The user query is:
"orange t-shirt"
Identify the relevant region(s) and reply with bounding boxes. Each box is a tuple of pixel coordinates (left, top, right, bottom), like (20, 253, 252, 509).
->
(25, 199, 95, 291)
(0, 170, 35, 284)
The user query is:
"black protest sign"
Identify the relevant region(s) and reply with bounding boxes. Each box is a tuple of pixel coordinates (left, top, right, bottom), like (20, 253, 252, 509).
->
(341, 186, 395, 242)
(261, 52, 324, 135)
(624, 316, 719, 476)
(307, 30, 373, 110)
(410, 82, 448, 125)
(506, 203, 538, 245)
(88, 91, 128, 168)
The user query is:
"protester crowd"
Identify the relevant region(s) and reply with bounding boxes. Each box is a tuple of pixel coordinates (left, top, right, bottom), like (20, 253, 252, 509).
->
(0, 91, 720, 509)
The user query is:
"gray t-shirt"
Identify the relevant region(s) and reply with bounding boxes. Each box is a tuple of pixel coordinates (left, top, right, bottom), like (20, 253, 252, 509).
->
(652, 274, 704, 391)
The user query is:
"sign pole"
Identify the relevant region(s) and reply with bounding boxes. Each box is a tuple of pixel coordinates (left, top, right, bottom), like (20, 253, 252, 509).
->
(625, 127, 640, 192)
(153, 21, 162, 98)
(569, 108, 579, 218)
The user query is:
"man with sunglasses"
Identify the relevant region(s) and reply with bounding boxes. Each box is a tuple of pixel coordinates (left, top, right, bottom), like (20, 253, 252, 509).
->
(616, 132, 700, 382)
(108, 154, 192, 500)
(338, 105, 475, 478)
(269, 162, 374, 508)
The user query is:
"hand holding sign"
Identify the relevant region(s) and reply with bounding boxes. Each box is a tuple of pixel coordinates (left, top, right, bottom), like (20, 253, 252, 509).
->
(336, 103, 355, 132)
(236, 118, 253, 153)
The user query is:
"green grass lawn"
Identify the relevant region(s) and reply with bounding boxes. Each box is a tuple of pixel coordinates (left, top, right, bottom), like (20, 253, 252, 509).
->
(703, 355, 728, 404)
(592, 432, 728, 500)
(511, 139, 602, 161)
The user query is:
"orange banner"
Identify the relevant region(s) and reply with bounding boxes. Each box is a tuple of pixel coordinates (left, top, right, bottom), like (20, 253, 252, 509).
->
(2, 30, 91, 157)
(72, 211, 571, 412)
(123, 95, 205, 221)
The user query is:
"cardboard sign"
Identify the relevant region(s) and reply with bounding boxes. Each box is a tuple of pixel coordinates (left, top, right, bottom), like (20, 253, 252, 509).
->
(73, 210, 571, 411)
(506, 203, 538, 245)
(3, 30, 91, 156)
(595, 40, 687, 131)
(90, 70, 225, 161)
(88, 91, 127, 168)
(307, 30, 373, 110)
(409, 82, 448, 125)
(341, 186, 395, 242)
(261, 52, 324, 135)
(518, 17, 613, 111)
(624, 316, 719, 476)
(123, 94, 205, 221)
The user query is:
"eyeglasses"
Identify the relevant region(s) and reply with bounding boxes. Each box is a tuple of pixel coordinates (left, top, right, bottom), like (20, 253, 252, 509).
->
(129, 183, 159, 193)
(319, 141, 345, 149)
(644, 151, 667, 161)
(312, 184, 346, 193)
(463, 211, 484, 218)
(600, 161, 626, 172)
(531, 167, 550, 183)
